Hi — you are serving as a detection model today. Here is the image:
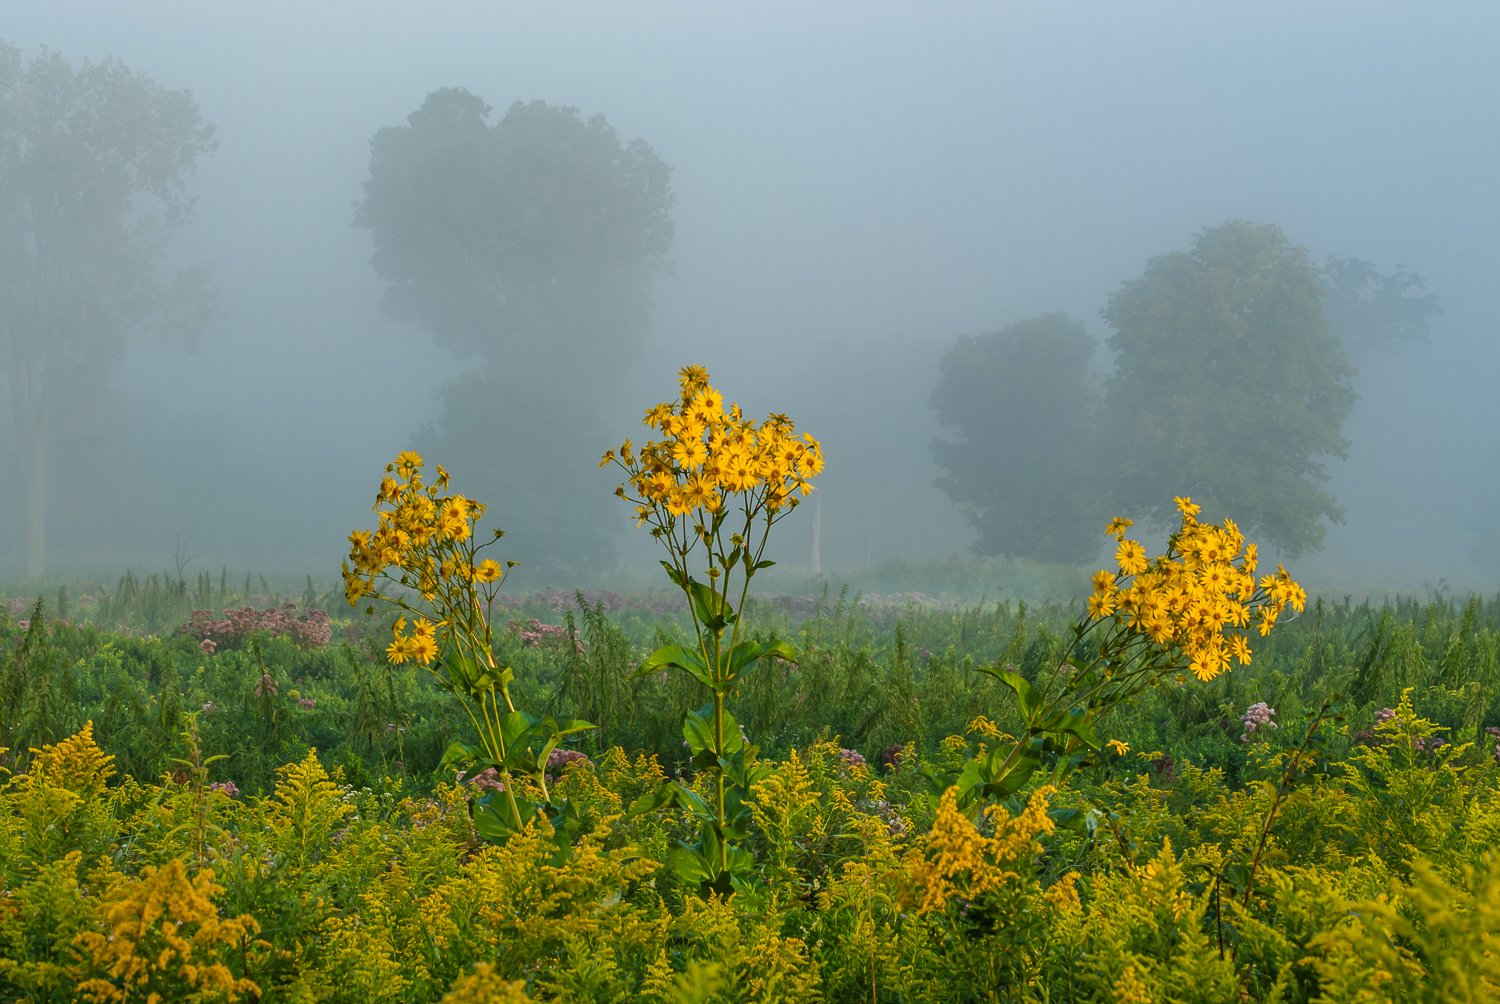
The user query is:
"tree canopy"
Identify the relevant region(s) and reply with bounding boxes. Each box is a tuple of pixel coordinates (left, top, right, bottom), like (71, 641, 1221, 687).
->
(930, 313, 1104, 563)
(355, 90, 674, 579)
(1322, 254, 1442, 358)
(356, 89, 674, 374)
(0, 41, 217, 576)
(1102, 220, 1356, 556)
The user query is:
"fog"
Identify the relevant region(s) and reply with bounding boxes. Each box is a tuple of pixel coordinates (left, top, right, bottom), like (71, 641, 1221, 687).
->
(3, 2, 1497, 595)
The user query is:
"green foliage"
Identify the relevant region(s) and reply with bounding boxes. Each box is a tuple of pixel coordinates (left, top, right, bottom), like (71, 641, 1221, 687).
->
(3, 583, 1500, 999)
(931, 312, 1105, 563)
(1102, 220, 1357, 555)
(1321, 253, 1442, 357)
(1312, 852, 1500, 1002)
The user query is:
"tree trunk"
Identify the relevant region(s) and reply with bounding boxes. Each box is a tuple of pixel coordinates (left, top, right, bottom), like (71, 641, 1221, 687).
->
(24, 427, 44, 578)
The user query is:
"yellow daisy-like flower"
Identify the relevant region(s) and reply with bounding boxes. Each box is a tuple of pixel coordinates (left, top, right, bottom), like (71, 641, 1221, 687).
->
(672, 435, 708, 470)
(678, 364, 710, 394)
(474, 559, 503, 583)
(1105, 516, 1134, 541)
(386, 634, 413, 665)
(1086, 591, 1117, 619)
(1229, 634, 1252, 666)
(1116, 540, 1149, 576)
(682, 473, 721, 512)
(643, 402, 673, 430)
(410, 634, 439, 665)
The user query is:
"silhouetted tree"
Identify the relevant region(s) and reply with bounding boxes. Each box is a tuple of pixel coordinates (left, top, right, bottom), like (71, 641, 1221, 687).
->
(1102, 220, 1356, 556)
(930, 313, 1104, 563)
(1322, 254, 1442, 357)
(356, 90, 674, 578)
(0, 41, 217, 576)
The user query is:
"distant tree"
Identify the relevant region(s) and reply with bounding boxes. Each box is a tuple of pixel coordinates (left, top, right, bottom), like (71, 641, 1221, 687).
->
(357, 90, 673, 373)
(1322, 254, 1442, 357)
(930, 313, 1104, 563)
(356, 90, 674, 578)
(0, 41, 217, 576)
(1102, 220, 1356, 556)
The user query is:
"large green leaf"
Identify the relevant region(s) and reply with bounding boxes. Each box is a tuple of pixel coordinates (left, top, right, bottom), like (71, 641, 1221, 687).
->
(499, 711, 538, 754)
(442, 651, 481, 695)
(637, 644, 713, 688)
(1038, 705, 1101, 751)
(659, 560, 686, 589)
(687, 577, 733, 633)
(667, 844, 714, 886)
(438, 740, 481, 777)
(724, 638, 798, 682)
(682, 705, 717, 755)
(982, 666, 1042, 726)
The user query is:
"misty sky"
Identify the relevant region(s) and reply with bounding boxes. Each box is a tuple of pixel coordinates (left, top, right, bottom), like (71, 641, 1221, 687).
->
(5, 2, 1498, 592)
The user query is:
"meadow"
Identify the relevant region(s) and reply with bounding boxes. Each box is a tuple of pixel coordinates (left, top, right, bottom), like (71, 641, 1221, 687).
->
(3, 369, 1499, 1001)
(3, 569, 1499, 1001)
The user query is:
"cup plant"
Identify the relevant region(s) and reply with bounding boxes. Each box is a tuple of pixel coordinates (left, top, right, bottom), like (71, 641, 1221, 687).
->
(956, 496, 1307, 816)
(342, 452, 591, 844)
(602, 364, 824, 892)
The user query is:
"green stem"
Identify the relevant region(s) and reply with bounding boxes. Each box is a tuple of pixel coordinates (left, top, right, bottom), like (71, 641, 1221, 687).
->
(472, 690, 523, 831)
(714, 687, 728, 873)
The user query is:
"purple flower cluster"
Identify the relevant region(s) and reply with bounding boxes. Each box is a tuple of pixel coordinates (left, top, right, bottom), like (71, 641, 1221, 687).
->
(1355, 708, 1399, 746)
(456, 749, 593, 795)
(178, 604, 332, 650)
(546, 748, 590, 785)
(1486, 726, 1500, 765)
(1241, 702, 1277, 743)
(509, 617, 583, 653)
(208, 780, 240, 797)
(838, 748, 867, 770)
(459, 767, 506, 794)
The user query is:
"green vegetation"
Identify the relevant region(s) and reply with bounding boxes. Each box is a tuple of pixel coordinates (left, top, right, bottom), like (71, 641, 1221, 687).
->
(2, 571, 1499, 1000)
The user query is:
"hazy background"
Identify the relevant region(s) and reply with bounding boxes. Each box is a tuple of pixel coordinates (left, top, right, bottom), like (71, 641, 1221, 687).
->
(3, 1, 1496, 595)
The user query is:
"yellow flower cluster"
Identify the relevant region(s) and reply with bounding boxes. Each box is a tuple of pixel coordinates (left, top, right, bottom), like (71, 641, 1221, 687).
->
(386, 615, 439, 666)
(25, 720, 115, 798)
(907, 785, 1057, 915)
(74, 860, 262, 1003)
(1089, 497, 1307, 682)
(342, 451, 511, 667)
(601, 365, 823, 525)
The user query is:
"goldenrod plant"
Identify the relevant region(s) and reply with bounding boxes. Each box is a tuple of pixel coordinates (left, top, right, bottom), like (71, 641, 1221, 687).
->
(343, 452, 591, 840)
(603, 364, 823, 891)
